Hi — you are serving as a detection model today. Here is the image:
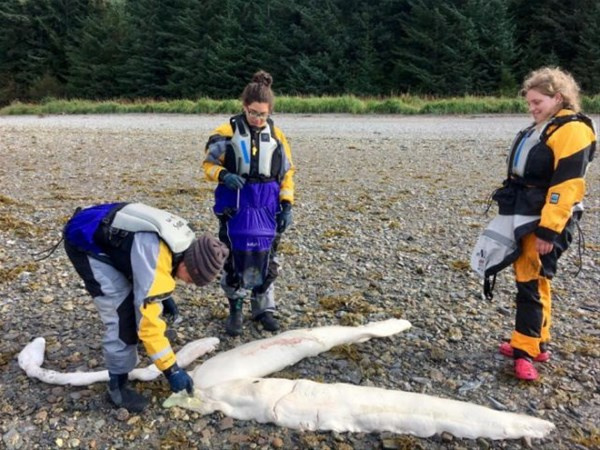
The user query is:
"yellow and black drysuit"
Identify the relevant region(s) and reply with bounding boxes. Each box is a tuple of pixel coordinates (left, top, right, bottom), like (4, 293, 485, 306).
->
(203, 114, 294, 318)
(63, 203, 194, 374)
(477, 110, 596, 360)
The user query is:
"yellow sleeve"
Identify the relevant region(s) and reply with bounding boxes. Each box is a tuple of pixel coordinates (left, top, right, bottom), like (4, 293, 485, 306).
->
(275, 127, 295, 204)
(137, 241, 177, 371)
(203, 122, 234, 182)
(537, 118, 596, 241)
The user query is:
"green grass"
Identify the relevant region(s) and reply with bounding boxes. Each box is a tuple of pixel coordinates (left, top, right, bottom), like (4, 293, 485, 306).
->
(1, 94, 597, 115)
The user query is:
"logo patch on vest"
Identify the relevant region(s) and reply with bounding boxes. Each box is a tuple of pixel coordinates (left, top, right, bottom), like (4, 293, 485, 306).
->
(549, 193, 560, 204)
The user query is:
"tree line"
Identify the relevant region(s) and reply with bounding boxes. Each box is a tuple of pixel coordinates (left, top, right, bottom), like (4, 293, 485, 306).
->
(1, 0, 599, 105)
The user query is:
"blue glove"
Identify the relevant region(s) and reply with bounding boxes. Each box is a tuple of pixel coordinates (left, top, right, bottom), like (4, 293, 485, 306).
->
(276, 201, 292, 233)
(222, 173, 246, 190)
(164, 364, 194, 394)
(162, 297, 179, 323)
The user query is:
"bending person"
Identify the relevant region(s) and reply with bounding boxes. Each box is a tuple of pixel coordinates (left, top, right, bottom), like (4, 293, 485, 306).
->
(203, 70, 295, 336)
(63, 202, 228, 411)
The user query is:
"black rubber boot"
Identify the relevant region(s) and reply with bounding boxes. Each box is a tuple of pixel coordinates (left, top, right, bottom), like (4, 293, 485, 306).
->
(257, 311, 279, 332)
(225, 299, 244, 336)
(107, 373, 149, 413)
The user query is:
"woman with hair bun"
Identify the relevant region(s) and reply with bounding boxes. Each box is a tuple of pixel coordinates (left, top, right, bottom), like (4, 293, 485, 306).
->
(203, 70, 295, 336)
(473, 67, 596, 381)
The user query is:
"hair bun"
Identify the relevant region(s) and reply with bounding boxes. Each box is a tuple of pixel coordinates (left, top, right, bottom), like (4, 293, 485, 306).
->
(252, 70, 273, 88)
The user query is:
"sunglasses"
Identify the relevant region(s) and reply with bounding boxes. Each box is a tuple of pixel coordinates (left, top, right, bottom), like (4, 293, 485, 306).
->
(246, 109, 269, 120)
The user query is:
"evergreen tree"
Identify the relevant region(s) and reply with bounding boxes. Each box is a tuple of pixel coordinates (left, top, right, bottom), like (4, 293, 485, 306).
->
(1, 0, 594, 101)
(190, 0, 253, 98)
(374, 0, 412, 95)
(279, 0, 350, 95)
(343, 2, 384, 95)
(571, 1, 600, 94)
(464, 0, 517, 94)
(392, 0, 478, 95)
(66, 1, 129, 99)
(509, 0, 580, 80)
(162, 0, 208, 98)
(0, 0, 32, 102)
(238, 0, 293, 96)
(118, 0, 195, 98)
(0, 0, 97, 102)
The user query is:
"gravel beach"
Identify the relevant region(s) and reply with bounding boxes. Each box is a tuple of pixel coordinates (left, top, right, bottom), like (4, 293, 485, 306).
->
(1, 113, 599, 449)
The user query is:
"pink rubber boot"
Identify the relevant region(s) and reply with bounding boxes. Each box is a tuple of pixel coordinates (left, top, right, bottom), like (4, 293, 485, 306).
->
(499, 342, 550, 363)
(514, 358, 539, 381)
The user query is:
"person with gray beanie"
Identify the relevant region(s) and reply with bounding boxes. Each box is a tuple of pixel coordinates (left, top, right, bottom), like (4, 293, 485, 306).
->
(62, 202, 228, 412)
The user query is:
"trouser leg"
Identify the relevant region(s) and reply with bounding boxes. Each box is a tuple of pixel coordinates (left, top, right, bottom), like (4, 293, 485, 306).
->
(251, 283, 276, 319)
(251, 234, 280, 318)
(220, 266, 248, 336)
(89, 258, 139, 374)
(539, 276, 552, 345)
(536, 217, 574, 345)
(220, 267, 249, 301)
(218, 217, 248, 300)
(65, 242, 138, 373)
(65, 243, 147, 411)
(510, 234, 552, 359)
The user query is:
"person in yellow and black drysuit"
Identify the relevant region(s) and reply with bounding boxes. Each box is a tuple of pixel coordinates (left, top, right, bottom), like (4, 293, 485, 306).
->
(473, 67, 596, 381)
(63, 202, 228, 411)
(203, 70, 295, 336)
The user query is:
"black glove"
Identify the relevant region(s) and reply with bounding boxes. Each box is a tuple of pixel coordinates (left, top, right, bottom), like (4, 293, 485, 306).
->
(164, 363, 194, 395)
(222, 172, 246, 190)
(276, 201, 293, 233)
(162, 297, 179, 323)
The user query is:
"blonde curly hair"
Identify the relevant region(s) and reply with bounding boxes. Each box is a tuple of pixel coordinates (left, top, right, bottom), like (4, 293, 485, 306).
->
(520, 67, 581, 112)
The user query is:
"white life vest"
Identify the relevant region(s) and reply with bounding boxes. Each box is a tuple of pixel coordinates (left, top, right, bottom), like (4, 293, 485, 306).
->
(229, 117, 280, 178)
(110, 203, 195, 254)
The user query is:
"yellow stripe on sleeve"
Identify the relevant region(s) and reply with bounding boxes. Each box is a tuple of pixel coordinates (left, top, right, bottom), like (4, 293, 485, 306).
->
(147, 241, 176, 299)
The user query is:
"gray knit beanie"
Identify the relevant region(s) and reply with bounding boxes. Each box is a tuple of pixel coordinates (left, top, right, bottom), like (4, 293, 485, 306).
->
(183, 233, 229, 286)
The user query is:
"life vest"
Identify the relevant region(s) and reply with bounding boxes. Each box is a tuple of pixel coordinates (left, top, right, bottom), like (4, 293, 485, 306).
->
(63, 203, 124, 255)
(64, 203, 195, 256)
(108, 203, 195, 254)
(224, 115, 284, 181)
(508, 113, 596, 187)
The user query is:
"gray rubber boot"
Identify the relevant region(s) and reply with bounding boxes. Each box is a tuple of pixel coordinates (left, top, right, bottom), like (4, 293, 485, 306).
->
(225, 298, 244, 336)
(107, 373, 149, 413)
(257, 311, 279, 332)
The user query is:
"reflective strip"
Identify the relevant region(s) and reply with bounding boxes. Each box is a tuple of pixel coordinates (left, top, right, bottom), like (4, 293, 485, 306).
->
(150, 346, 173, 362)
(482, 229, 514, 248)
(240, 140, 250, 164)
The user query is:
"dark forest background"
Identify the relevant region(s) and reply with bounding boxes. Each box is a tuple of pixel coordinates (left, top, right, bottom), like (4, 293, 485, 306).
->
(1, 0, 599, 105)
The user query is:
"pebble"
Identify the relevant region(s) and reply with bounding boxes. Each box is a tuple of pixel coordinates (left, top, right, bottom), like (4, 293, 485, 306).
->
(115, 408, 129, 421)
(219, 417, 235, 430)
(2, 429, 23, 450)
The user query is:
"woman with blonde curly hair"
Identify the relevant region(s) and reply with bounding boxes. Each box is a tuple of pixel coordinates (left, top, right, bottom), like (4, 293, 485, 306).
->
(474, 67, 596, 380)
